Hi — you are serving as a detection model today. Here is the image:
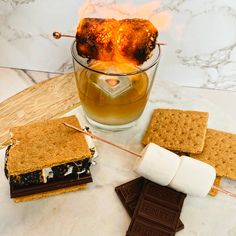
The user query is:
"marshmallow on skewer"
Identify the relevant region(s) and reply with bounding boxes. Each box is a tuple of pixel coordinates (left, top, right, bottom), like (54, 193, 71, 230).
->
(169, 156, 216, 197)
(134, 143, 216, 197)
(134, 143, 181, 186)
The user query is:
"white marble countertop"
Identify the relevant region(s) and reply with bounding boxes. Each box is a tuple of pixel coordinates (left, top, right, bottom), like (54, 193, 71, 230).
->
(0, 66, 236, 236)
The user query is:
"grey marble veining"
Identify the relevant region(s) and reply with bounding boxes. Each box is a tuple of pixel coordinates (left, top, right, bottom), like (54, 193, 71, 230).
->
(10, 68, 58, 83)
(0, 0, 236, 90)
(0, 67, 58, 102)
(18, 69, 59, 83)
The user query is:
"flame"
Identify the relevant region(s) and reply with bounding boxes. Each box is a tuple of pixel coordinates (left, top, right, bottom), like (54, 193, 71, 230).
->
(150, 11, 172, 32)
(78, 0, 172, 31)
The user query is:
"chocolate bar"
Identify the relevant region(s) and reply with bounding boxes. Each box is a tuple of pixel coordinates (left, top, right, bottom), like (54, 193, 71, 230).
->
(115, 177, 145, 217)
(126, 179, 186, 235)
(10, 172, 92, 198)
(115, 177, 185, 233)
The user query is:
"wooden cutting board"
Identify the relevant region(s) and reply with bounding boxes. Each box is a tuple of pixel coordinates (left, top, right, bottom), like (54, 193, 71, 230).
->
(0, 73, 80, 149)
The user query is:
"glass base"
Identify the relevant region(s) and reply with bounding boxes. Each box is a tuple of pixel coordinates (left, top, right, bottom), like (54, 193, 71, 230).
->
(85, 116, 136, 131)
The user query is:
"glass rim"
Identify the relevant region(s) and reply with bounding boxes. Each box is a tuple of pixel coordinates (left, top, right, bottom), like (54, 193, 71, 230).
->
(71, 40, 161, 76)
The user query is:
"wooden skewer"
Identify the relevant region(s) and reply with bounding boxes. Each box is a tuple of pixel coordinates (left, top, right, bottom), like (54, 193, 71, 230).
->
(157, 42, 167, 46)
(64, 122, 141, 158)
(64, 122, 236, 199)
(211, 185, 236, 198)
(52, 31, 166, 46)
(53, 32, 75, 39)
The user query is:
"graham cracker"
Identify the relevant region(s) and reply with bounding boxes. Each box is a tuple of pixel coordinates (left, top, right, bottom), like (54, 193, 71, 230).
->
(7, 116, 92, 176)
(14, 184, 87, 202)
(208, 176, 221, 197)
(191, 129, 236, 180)
(142, 109, 209, 154)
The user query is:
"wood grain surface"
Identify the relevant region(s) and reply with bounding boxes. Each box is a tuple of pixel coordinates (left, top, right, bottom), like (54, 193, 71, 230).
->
(0, 73, 80, 149)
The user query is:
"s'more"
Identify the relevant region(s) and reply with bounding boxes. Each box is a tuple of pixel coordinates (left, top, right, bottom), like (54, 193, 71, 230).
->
(4, 116, 96, 202)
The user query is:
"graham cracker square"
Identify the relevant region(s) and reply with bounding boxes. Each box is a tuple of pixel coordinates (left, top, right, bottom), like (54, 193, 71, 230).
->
(191, 129, 236, 180)
(142, 109, 209, 154)
(7, 116, 92, 176)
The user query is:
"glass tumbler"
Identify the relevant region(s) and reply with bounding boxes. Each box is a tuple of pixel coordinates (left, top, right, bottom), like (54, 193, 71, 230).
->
(71, 40, 161, 131)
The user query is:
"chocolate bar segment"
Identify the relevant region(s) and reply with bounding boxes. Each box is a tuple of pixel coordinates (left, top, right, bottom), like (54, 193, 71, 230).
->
(10, 171, 92, 198)
(138, 199, 180, 230)
(144, 182, 186, 211)
(126, 218, 175, 236)
(115, 177, 184, 232)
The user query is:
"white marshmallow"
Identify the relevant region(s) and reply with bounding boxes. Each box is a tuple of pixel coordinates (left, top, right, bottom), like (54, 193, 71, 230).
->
(134, 143, 181, 186)
(169, 156, 216, 197)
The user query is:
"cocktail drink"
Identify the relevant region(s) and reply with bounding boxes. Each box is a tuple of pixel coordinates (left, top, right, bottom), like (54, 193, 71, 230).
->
(72, 41, 160, 130)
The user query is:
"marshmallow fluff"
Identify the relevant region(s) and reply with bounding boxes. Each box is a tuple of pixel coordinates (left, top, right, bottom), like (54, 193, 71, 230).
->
(134, 143, 181, 186)
(169, 156, 216, 197)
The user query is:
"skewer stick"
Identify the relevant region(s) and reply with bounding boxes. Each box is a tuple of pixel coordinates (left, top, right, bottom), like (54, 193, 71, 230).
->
(53, 32, 75, 39)
(63, 122, 236, 199)
(211, 185, 236, 198)
(64, 123, 141, 158)
(52, 31, 166, 46)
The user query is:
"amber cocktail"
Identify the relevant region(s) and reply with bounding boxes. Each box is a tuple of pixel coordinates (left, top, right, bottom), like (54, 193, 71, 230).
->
(72, 41, 160, 130)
